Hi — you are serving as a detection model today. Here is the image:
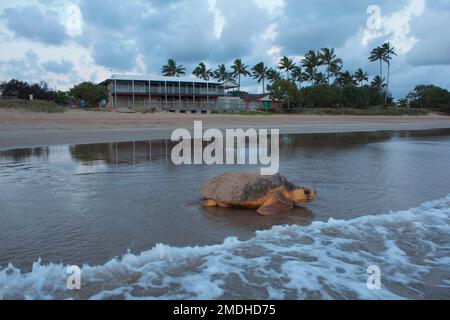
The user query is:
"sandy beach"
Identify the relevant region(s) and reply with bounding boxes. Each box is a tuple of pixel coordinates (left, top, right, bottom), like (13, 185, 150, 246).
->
(1, 108, 450, 150)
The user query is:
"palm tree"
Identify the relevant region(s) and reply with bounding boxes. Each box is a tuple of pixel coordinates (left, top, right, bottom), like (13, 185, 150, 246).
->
(370, 75, 386, 92)
(193, 62, 213, 81)
(214, 64, 232, 82)
(302, 50, 323, 85)
(319, 48, 343, 84)
(369, 46, 385, 80)
(329, 60, 342, 80)
(291, 66, 307, 88)
(230, 59, 251, 92)
(315, 72, 326, 85)
(161, 59, 186, 77)
(382, 42, 397, 103)
(266, 68, 282, 83)
(354, 68, 369, 86)
(278, 56, 296, 80)
(303, 66, 316, 85)
(251, 62, 268, 94)
(336, 71, 356, 86)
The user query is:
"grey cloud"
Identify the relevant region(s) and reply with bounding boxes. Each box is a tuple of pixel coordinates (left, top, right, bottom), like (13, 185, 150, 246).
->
(79, 0, 144, 32)
(0, 50, 44, 82)
(42, 59, 74, 74)
(276, 0, 410, 55)
(91, 35, 138, 71)
(2, 0, 450, 98)
(407, 5, 450, 66)
(77, 0, 273, 74)
(1, 6, 68, 45)
(209, 0, 272, 63)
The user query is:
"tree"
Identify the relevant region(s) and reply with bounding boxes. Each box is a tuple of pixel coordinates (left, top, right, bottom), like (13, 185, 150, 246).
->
(267, 78, 300, 110)
(301, 84, 343, 108)
(0, 79, 27, 98)
(329, 60, 343, 80)
(291, 66, 308, 89)
(369, 46, 385, 80)
(319, 48, 343, 84)
(193, 62, 213, 81)
(354, 68, 369, 87)
(335, 71, 356, 87)
(162, 59, 186, 77)
(251, 62, 269, 94)
(69, 82, 109, 108)
(0, 79, 54, 101)
(314, 72, 326, 85)
(214, 64, 232, 82)
(370, 75, 386, 92)
(303, 66, 315, 85)
(278, 56, 296, 80)
(342, 85, 370, 108)
(53, 90, 71, 105)
(406, 85, 450, 111)
(230, 59, 251, 92)
(382, 42, 397, 103)
(266, 68, 283, 84)
(302, 50, 323, 84)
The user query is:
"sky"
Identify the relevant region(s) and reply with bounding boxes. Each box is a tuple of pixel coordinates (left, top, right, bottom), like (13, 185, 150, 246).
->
(0, 0, 449, 98)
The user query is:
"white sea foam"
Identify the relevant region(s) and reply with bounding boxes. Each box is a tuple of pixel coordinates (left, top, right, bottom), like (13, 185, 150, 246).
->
(1, 195, 450, 300)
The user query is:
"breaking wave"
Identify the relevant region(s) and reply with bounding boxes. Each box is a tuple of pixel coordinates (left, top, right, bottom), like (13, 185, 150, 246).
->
(1, 195, 450, 300)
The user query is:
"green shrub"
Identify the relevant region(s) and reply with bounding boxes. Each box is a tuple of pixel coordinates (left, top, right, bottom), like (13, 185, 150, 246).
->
(342, 85, 370, 108)
(0, 99, 65, 113)
(406, 85, 450, 112)
(301, 84, 343, 108)
(69, 82, 109, 108)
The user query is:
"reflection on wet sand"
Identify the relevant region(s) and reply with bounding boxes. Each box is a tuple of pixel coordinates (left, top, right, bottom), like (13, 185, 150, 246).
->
(0, 147, 50, 163)
(2, 130, 449, 166)
(68, 131, 399, 166)
(202, 206, 315, 230)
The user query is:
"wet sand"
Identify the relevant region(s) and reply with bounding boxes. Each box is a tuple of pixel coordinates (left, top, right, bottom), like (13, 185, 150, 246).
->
(1, 108, 450, 150)
(1, 130, 450, 298)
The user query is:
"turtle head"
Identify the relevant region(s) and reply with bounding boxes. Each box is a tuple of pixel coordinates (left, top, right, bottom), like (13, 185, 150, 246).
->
(285, 183, 317, 206)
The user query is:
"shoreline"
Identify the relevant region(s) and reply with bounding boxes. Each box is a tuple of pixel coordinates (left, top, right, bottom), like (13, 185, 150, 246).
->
(1, 109, 450, 150)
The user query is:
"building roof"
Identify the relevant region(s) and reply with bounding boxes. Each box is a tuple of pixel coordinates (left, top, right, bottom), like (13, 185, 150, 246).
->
(100, 74, 238, 89)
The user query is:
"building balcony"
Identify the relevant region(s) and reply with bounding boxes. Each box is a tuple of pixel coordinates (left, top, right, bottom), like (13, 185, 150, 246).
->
(112, 87, 226, 96)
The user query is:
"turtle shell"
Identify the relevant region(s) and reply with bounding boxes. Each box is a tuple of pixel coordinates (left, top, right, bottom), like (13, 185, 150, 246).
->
(199, 172, 287, 203)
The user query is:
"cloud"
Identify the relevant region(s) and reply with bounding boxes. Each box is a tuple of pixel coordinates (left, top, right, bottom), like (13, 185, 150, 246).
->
(407, 3, 450, 66)
(42, 58, 75, 74)
(1, 6, 68, 45)
(362, 0, 426, 54)
(1, 0, 450, 97)
(91, 36, 138, 72)
(276, 0, 410, 55)
(0, 50, 44, 82)
(0, 50, 82, 89)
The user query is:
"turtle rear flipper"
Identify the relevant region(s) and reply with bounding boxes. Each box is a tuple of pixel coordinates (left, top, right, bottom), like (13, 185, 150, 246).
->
(257, 191, 294, 216)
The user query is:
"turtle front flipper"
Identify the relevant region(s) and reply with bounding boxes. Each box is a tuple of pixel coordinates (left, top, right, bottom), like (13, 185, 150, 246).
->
(257, 191, 294, 216)
(203, 199, 219, 207)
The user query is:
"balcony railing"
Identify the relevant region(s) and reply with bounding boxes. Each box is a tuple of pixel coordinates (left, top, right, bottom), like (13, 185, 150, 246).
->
(112, 86, 225, 95)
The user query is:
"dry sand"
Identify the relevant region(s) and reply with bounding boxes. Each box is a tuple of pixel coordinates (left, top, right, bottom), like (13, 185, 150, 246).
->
(1, 108, 450, 150)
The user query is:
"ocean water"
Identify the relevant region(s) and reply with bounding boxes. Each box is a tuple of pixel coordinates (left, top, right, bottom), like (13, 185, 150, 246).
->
(0, 130, 450, 299)
(0, 195, 449, 300)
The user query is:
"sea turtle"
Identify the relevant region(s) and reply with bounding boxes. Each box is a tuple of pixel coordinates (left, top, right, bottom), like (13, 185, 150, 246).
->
(199, 172, 317, 216)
